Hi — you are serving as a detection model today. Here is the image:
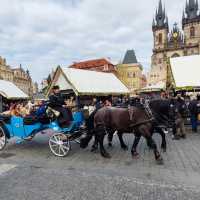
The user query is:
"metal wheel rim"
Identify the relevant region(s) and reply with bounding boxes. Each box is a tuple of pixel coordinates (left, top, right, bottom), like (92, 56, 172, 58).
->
(49, 133, 70, 157)
(0, 126, 6, 150)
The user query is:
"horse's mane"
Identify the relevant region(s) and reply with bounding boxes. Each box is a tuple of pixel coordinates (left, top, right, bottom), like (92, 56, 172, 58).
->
(149, 99, 172, 125)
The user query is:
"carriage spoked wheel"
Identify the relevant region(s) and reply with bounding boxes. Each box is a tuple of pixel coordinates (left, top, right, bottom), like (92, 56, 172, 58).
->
(49, 133, 71, 157)
(0, 126, 6, 150)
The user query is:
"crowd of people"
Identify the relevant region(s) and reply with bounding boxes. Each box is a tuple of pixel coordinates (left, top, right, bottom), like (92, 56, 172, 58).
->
(1, 85, 200, 135)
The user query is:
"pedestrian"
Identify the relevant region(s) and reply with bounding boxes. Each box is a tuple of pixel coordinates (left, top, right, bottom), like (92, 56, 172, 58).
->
(188, 95, 198, 133)
(175, 94, 186, 138)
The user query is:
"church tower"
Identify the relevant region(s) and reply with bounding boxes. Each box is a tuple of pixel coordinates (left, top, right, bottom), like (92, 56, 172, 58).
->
(152, 0, 169, 50)
(148, 0, 200, 86)
(182, 0, 200, 54)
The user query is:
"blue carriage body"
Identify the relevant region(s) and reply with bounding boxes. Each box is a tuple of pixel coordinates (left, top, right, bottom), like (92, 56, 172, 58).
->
(1, 111, 85, 140)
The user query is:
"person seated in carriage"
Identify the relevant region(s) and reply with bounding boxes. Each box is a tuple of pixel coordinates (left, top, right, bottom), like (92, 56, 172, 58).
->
(49, 85, 73, 127)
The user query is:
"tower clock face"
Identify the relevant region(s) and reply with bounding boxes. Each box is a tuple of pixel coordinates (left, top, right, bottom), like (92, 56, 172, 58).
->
(173, 32, 178, 39)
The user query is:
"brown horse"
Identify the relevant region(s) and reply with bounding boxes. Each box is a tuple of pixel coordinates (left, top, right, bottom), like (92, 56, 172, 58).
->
(80, 106, 164, 164)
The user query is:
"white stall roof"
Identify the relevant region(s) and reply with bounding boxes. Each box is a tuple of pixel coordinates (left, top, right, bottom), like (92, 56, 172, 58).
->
(61, 68, 129, 95)
(170, 55, 200, 88)
(0, 80, 28, 99)
(141, 82, 165, 92)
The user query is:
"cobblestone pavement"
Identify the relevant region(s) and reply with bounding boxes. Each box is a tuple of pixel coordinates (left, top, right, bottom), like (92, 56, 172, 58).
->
(1, 130, 200, 200)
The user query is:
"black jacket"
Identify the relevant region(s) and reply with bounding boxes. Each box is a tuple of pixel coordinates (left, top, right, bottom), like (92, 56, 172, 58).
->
(49, 93, 65, 109)
(188, 100, 198, 115)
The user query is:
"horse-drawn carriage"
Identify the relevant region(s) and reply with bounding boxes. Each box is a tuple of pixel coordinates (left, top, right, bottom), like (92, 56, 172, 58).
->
(0, 107, 86, 157)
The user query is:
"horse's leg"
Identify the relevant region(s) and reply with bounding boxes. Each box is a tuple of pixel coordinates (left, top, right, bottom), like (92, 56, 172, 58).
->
(108, 130, 114, 147)
(139, 124, 163, 165)
(146, 136, 163, 164)
(91, 135, 98, 152)
(155, 126, 167, 152)
(117, 132, 128, 150)
(96, 125, 111, 158)
(131, 134, 141, 158)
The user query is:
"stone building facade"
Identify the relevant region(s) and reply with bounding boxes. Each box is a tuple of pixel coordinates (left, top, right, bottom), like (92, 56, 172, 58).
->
(148, 0, 200, 85)
(116, 50, 146, 93)
(0, 56, 34, 96)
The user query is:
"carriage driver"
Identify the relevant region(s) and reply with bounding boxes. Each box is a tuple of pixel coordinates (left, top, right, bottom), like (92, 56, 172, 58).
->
(49, 85, 73, 126)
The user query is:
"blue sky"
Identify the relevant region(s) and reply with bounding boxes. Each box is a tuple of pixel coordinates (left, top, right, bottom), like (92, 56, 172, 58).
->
(0, 0, 186, 83)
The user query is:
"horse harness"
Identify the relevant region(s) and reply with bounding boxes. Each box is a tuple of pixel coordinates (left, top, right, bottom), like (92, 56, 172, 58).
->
(128, 101, 154, 128)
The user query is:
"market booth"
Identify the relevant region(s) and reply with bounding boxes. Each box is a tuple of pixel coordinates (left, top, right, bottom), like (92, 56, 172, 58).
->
(139, 82, 165, 98)
(167, 55, 200, 94)
(0, 80, 29, 112)
(47, 67, 129, 105)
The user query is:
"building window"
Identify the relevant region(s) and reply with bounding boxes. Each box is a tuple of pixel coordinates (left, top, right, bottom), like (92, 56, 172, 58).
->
(127, 72, 136, 78)
(158, 33, 162, 44)
(190, 27, 195, 38)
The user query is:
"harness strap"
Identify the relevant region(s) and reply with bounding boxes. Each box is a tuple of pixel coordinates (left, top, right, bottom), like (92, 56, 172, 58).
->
(129, 118, 154, 128)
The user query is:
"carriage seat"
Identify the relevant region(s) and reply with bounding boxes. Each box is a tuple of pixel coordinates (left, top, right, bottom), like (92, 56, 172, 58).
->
(23, 116, 39, 125)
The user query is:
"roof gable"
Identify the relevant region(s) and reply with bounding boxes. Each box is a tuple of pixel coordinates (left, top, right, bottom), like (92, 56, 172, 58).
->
(70, 58, 113, 69)
(122, 50, 138, 64)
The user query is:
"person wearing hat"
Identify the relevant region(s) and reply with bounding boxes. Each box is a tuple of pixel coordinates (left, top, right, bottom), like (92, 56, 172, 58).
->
(49, 85, 73, 126)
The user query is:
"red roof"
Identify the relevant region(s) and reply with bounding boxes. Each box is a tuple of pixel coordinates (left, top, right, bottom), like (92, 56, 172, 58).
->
(70, 58, 114, 69)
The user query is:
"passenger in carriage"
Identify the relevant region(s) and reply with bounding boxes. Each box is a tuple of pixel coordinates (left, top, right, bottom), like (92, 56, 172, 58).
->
(34, 100, 46, 117)
(2, 102, 30, 117)
(49, 85, 73, 127)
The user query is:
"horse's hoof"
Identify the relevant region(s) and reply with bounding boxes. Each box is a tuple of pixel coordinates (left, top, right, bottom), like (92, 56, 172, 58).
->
(108, 143, 113, 148)
(91, 146, 98, 153)
(121, 145, 128, 151)
(132, 152, 139, 159)
(102, 153, 111, 159)
(156, 157, 164, 165)
(162, 148, 167, 153)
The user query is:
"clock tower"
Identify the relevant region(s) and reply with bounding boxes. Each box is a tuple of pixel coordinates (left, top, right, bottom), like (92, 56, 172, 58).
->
(148, 0, 200, 86)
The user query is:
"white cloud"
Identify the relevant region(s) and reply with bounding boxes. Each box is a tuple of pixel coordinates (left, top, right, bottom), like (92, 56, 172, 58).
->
(0, 0, 187, 82)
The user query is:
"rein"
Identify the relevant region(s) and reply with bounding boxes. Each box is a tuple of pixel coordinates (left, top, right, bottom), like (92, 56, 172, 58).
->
(129, 118, 154, 128)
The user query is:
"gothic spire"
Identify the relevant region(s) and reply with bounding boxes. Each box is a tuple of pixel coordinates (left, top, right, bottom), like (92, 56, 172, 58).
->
(153, 0, 168, 30)
(182, 10, 185, 19)
(165, 15, 169, 29)
(158, 0, 163, 16)
(185, 0, 199, 19)
(152, 18, 156, 27)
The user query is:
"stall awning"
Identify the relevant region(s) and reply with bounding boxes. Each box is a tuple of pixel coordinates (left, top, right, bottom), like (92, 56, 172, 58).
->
(170, 55, 200, 89)
(49, 67, 129, 96)
(0, 80, 28, 99)
(140, 82, 165, 92)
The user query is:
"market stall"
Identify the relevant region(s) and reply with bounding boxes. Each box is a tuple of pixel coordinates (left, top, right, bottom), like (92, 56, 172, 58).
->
(0, 80, 29, 112)
(168, 55, 200, 92)
(47, 67, 129, 105)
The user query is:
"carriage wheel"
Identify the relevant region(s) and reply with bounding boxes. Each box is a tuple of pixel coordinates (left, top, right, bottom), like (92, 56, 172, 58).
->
(49, 133, 71, 157)
(0, 126, 6, 150)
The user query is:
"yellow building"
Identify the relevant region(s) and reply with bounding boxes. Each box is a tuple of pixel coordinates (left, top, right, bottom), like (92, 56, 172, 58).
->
(116, 50, 146, 93)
